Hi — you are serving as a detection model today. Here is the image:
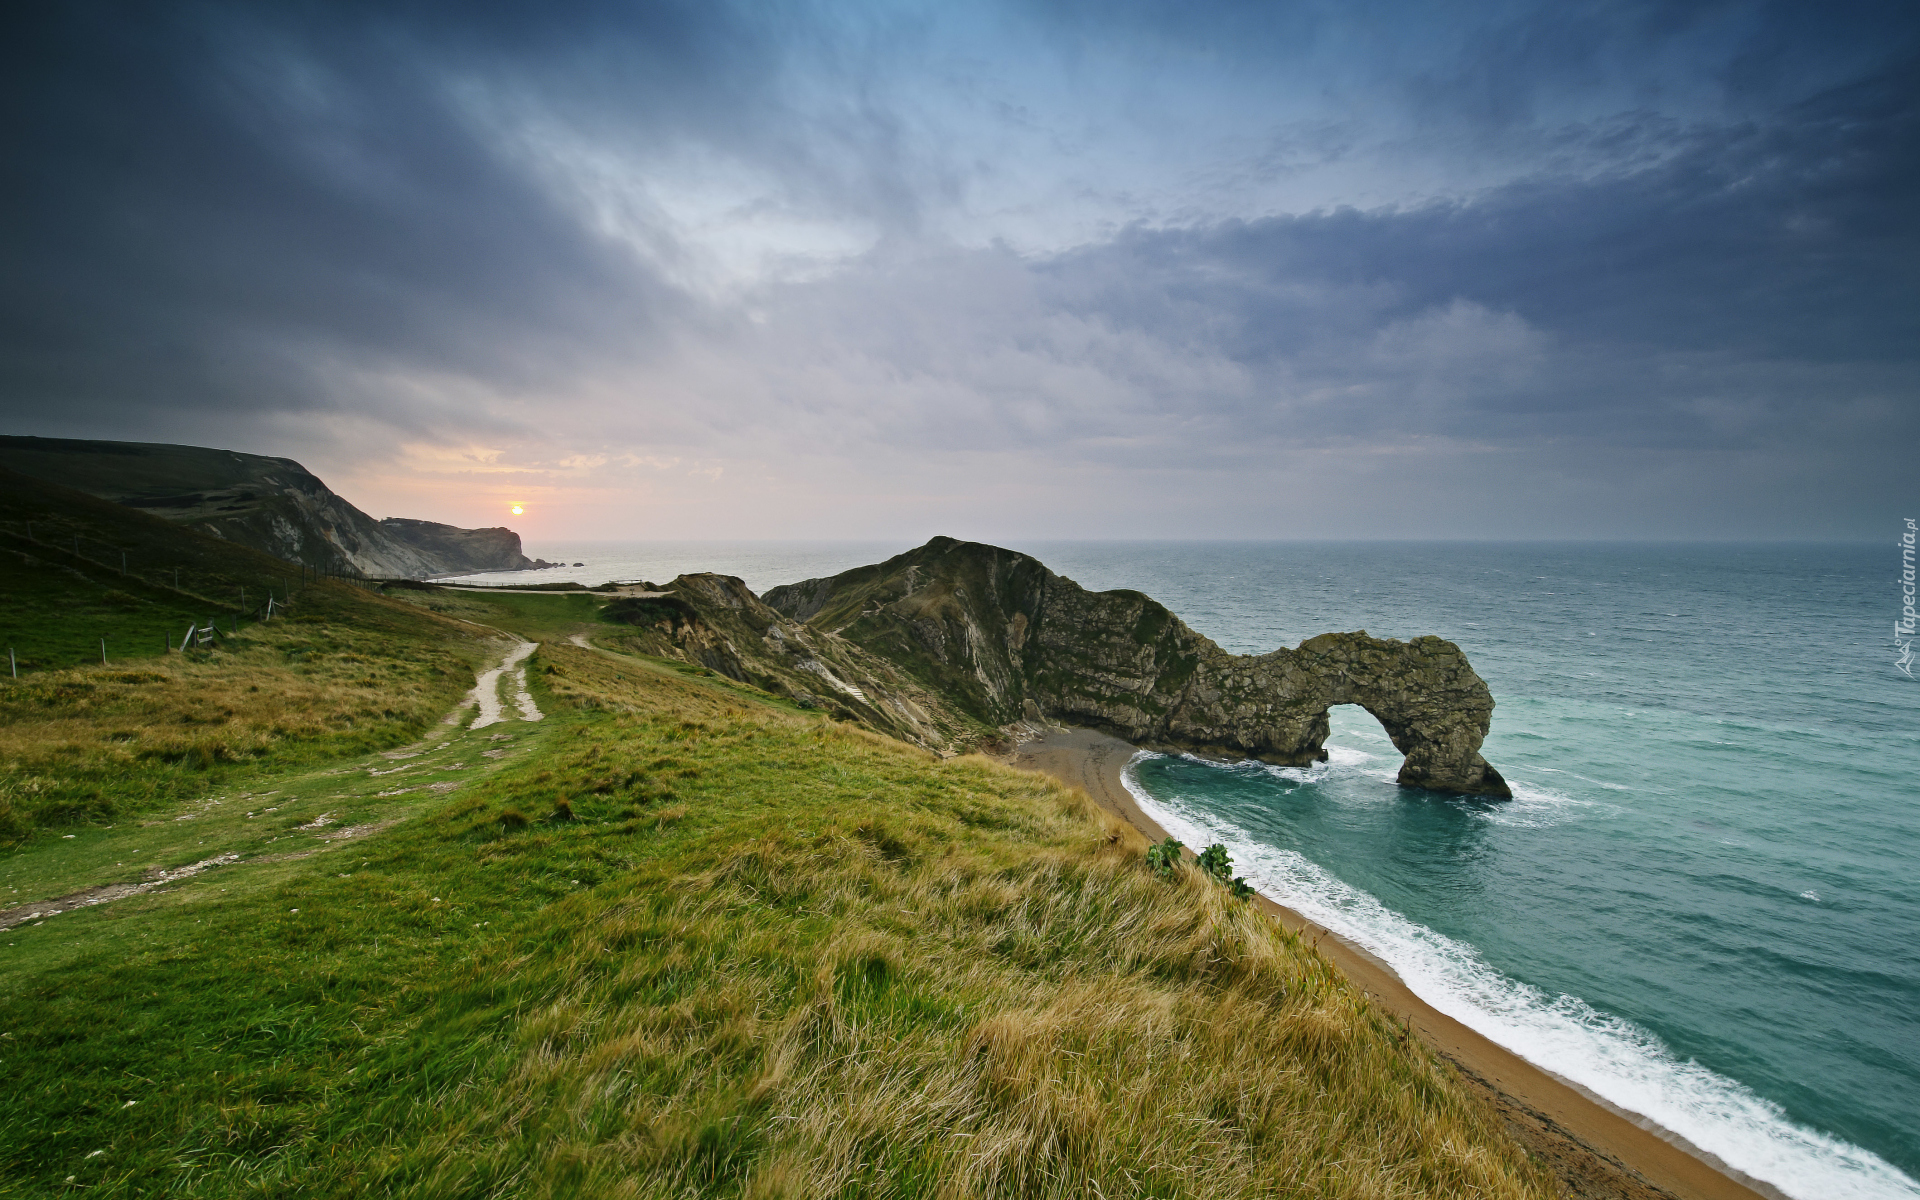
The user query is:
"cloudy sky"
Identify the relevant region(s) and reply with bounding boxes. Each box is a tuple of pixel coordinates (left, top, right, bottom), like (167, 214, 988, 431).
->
(2, 0, 1913, 541)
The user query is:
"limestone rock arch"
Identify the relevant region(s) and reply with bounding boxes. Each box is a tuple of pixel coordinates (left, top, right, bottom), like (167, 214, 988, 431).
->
(1269, 632, 1510, 798)
(764, 537, 1513, 798)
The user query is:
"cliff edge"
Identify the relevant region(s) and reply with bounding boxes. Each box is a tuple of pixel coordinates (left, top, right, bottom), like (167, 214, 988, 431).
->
(764, 536, 1510, 797)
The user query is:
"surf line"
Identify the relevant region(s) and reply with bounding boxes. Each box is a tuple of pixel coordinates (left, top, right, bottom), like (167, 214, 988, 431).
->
(1115, 751, 1920, 1200)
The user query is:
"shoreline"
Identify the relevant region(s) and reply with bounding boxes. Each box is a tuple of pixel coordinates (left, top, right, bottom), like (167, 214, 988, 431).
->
(998, 725, 1778, 1200)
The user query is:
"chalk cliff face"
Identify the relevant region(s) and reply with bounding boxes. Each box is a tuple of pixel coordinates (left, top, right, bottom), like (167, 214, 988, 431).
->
(0, 436, 539, 578)
(764, 537, 1510, 797)
(600, 574, 987, 752)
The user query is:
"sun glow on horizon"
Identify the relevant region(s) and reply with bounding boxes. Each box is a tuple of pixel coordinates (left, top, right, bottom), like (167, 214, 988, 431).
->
(510, 504, 524, 515)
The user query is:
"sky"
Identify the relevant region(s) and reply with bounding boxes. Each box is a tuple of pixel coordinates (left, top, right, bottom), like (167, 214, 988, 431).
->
(1, 0, 1914, 542)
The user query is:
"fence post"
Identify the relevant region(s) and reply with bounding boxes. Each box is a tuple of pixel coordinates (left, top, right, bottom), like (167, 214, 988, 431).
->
(101, 637, 107, 666)
(8, 646, 15, 678)
(180, 622, 195, 652)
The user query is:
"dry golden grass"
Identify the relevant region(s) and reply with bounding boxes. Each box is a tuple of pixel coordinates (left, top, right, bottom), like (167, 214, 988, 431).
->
(354, 643, 1558, 1199)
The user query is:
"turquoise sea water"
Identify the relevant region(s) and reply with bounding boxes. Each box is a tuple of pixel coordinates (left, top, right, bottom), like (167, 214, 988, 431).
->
(459, 540, 1920, 1200)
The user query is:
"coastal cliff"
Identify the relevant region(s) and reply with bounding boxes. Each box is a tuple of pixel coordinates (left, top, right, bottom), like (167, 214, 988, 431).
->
(0, 436, 545, 578)
(376, 517, 545, 576)
(764, 537, 1510, 797)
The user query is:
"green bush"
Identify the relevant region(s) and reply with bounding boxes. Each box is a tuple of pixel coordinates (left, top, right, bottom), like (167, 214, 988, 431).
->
(1144, 836, 1183, 879)
(1196, 842, 1232, 880)
(1195, 842, 1255, 901)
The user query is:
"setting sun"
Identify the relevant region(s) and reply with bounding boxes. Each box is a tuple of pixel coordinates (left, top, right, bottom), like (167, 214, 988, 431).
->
(510, 504, 523, 515)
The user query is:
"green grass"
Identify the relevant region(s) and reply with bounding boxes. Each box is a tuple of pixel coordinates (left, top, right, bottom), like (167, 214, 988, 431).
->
(0, 545, 218, 671)
(0, 641, 1554, 1199)
(0, 472, 497, 844)
(383, 587, 612, 643)
(0, 607, 489, 844)
(0, 468, 325, 672)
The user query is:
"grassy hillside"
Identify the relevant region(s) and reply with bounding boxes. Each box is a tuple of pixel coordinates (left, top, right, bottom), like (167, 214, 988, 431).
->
(0, 469, 492, 843)
(382, 584, 611, 643)
(2, 484, 1556, 1196)
(1, 638, 1554, 1199)
(0, 437, 298, 504)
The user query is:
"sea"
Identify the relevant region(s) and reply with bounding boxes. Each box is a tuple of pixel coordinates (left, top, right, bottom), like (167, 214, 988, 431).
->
(450, 539, 1920, 1200)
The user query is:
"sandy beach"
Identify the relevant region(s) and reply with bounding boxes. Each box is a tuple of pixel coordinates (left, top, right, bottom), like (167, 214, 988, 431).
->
(999, 726, 1778, 1200)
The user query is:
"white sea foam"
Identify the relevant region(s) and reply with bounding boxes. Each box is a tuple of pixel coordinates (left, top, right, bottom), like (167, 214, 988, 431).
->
(1223, 743, 1611, 829)
(1478, 779, 1619, 829)
(1121, 752, 1920, 1200)
(1321, 744, 1376, 769)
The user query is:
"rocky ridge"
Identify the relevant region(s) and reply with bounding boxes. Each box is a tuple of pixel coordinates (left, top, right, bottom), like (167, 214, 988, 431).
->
(763, 537, 1510, 797)
(599, 574, 987, 752)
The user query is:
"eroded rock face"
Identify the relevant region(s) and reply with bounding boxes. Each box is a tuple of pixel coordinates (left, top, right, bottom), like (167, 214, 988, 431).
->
(600, 573, 986, 752)
(764, 537, 1510, 797)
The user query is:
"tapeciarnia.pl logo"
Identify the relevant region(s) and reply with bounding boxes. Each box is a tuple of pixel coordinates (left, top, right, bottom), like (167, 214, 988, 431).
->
(1899, 518, 1916, 678)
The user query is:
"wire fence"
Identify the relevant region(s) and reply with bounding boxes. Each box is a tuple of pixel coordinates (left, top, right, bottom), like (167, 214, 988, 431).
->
(0, 515, 538, 676)
(0, 519, 342, 677)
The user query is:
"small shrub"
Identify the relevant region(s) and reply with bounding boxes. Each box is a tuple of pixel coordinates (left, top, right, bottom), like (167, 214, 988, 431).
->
(499, 807, 530, 830)
(1196, 843, 1254, 900)
(1196, 842, 1232, 881)
(1145, 836, 1183, 879)
(550, 797, 574, 822)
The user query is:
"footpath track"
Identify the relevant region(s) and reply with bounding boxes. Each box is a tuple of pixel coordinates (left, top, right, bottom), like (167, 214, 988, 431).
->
(0, 635, 548, 933)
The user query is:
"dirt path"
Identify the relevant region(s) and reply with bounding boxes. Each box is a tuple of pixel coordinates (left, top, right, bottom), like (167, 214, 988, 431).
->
(4, 636, 547, 930)
(466, 640, 542, 729)
(0, 854, 240, 933)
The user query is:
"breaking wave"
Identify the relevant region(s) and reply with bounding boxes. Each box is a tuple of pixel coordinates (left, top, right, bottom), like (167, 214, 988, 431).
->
(1121, 752, 1920, 1200)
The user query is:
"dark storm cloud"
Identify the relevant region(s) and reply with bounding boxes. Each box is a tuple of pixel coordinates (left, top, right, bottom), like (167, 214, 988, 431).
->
(0, 0, 1913, 536)
(0, 0, 772, 427)
(743, 55, 1916, 470)
(1014, 58, 1920, 451)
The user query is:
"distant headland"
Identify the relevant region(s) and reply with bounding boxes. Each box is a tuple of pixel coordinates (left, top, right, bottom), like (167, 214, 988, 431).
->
(0, 435, 555, 578)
